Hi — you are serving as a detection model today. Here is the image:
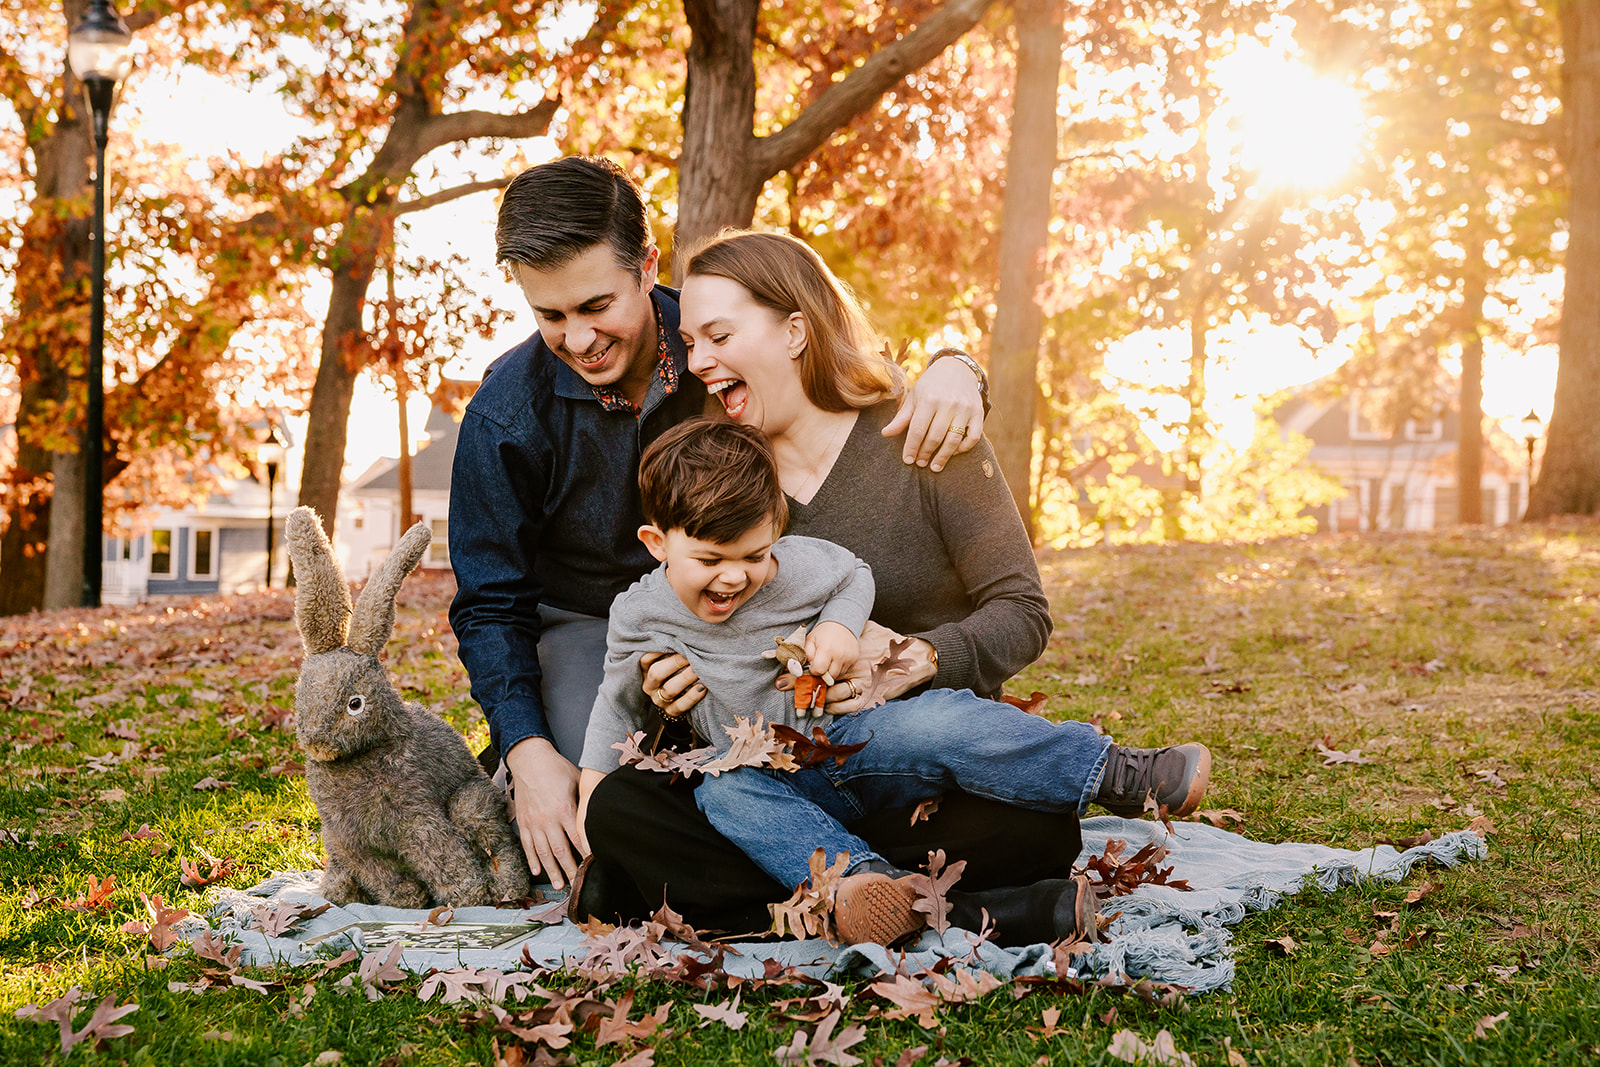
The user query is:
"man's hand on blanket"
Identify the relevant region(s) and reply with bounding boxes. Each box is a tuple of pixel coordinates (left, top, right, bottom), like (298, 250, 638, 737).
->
(504, 737, 587, 890)
(641, 651, 705, 720)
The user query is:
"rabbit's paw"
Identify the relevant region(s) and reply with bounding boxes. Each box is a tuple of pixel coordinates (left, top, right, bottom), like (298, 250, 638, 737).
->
(489, 855, 533, 902)
(433, 874, 494, 908)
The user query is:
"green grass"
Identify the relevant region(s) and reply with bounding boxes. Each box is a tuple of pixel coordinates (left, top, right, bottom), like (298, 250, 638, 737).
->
(2, 526, 1599, 1065)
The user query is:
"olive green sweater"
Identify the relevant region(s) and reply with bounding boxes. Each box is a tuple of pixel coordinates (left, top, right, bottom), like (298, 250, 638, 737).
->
(785, 400, 1052, 698)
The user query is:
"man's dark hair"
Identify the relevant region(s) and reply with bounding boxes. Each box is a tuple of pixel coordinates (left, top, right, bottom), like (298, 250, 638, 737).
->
(496, 157, 652, 275)
(638, 419, 789, 544)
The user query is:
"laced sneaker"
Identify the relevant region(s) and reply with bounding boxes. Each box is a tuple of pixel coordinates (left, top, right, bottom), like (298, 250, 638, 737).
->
(832, 871, 927, 946)
(1095, 742, 1211, 818)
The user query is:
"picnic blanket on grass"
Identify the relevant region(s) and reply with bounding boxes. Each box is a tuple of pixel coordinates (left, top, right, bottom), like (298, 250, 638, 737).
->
(203, 817, 1487, 994)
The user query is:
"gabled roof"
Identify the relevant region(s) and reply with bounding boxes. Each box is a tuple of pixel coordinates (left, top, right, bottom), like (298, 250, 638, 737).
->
(350, 415, 460, 494)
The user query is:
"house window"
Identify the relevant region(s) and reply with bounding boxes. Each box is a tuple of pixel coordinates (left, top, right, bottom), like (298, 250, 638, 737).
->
(1349, 403, 1386, 441)
(189, 528, 216, 579)
(428, 518, 449, 565)
(1404, 418, 1443, 441)
(150, 529, 173, 576)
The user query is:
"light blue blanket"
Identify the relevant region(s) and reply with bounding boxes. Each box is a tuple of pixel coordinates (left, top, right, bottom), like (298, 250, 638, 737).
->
(204, 818, 1486, 994)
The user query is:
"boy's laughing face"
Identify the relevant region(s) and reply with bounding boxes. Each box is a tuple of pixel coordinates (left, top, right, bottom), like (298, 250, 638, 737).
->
(639, 518, 780, 623)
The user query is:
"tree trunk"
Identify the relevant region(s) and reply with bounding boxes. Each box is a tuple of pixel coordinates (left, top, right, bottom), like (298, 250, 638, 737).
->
(675, 0, 999, 250)
(987, 0, 1064, 540)
(1456, 268, 1487, 525)
(0, 1, 95, 614)
(676, 0, 762, 252)
(397, 376, 415, 530)
(42, 448, 86, 609)
(297, 227, 380, 537)
(0, 383, 62, 616)
(1530, 0, 1600, 518)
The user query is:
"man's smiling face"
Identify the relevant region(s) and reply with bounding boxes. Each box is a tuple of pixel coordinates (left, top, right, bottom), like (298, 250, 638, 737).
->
(513, 243, 661, 405)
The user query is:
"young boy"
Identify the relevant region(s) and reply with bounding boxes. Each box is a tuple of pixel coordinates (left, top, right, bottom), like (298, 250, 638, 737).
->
(578, 420, 1173, 946)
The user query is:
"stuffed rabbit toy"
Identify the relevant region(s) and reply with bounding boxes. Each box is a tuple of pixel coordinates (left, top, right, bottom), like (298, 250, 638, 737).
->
(285, 506, 531, 908)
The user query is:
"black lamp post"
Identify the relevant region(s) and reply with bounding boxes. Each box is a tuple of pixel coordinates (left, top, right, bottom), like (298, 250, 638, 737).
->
(1519, 409, 1542, 520)
(67, 0, 134, 608)
(258, 426, 287, 588)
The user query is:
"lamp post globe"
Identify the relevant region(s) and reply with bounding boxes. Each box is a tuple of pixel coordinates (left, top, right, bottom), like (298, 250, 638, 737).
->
(1519, 410, 1542, 520)
(258, 428, 287, 588)
(67, 0, 134, 608)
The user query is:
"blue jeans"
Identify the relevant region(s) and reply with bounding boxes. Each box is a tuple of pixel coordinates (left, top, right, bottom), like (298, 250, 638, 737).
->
(693, 688, 1112, 891)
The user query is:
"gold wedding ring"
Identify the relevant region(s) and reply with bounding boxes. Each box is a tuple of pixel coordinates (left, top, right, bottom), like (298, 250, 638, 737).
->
(846, 679, 862, 700)
(948, 424, 968, 438)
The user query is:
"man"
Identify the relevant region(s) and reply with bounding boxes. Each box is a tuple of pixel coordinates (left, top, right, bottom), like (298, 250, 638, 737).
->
(448, 157, 989, 889)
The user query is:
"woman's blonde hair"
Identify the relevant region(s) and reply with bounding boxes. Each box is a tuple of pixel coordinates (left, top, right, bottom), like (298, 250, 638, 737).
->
(680, 230, 904, 411)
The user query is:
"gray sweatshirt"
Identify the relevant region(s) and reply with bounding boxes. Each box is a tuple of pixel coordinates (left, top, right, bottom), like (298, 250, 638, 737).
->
(579, 535, 874, 772)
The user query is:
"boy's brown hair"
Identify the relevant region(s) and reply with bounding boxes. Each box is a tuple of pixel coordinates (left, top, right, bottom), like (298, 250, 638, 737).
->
(638, 418, 789, 543)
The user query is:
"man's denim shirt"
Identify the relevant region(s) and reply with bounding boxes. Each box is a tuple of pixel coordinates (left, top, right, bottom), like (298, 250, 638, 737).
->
(447, 287, 708, 759)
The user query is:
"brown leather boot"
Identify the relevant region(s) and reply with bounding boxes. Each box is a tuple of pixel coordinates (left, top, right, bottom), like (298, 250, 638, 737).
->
(832, 871, 927, 946)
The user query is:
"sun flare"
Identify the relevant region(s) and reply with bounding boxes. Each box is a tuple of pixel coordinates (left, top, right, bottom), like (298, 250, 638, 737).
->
(1217, 43, 1365, 190)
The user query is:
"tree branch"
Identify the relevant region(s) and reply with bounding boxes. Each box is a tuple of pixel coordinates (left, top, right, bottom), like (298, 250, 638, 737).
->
(410, 99, 562, 163)
(753, 0, 999, 176)
(393, 177, 512, 216)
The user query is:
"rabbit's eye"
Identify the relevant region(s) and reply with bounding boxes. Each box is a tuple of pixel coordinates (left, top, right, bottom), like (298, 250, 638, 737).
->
(346, 695, 366, 716)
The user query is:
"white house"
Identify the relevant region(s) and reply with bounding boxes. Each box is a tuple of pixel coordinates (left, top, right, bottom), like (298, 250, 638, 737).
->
(336, 404, 459, 579)
(100, 445, 297, 605)
(1276, 389, 1528, 532)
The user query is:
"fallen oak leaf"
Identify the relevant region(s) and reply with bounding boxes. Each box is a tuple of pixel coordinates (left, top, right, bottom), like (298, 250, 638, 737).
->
(692, 993, 747, 1030)
(1000, 691, 1049, 717)
(1027, 1006, 1065, 1039)
(1473, 1011, 1510, 1038)
(1107, 1028, 1193, 1066)
(490, 1004, 574, 1048)
(1313, 738, 1374, 766)
(909, 796, 942, 826)
(770, 847, 850, 941)
(14, 985, 83, 1052)
(594, 991, 671, 1047)
(869, 974, 940, 1028)
(191, 928, 243, 971)
(1471, 768, 1507, 789)
(17, 989, 139, 1055)
(64, 873, 118, 911)
(773, 1010, 867, 1066)
(1401, 881, 1437, 908)
(1190, 809, 1244, 829)
(908, 849, 967, 935)
(357, 944, 407, 994)
(1263, 936, 1296, 956)
(771, 724, 870, 769)
(179, 854, 235, 888)
(66, 993, 139, 1052)
(860, 638, 917, 708)
(192, 776, 236, 791)
(121, 892, 191, 952)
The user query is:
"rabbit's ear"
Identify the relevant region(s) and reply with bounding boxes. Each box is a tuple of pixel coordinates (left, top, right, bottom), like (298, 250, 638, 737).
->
(347, 520, 431, 656)
(285, 507, 351, 655)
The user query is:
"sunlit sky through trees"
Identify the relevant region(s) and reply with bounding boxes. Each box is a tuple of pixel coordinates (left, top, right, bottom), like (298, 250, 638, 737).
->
(124, 21, 1558, 481)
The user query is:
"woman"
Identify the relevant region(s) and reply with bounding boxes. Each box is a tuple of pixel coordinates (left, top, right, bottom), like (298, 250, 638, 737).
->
(580, 231, 1210, 942)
